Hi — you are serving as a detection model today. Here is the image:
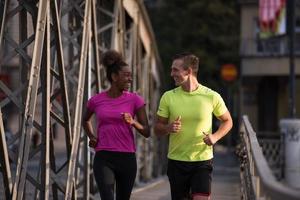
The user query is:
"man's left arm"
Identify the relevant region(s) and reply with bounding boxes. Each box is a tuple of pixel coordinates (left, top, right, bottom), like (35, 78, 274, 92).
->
(203, 111, 233, 146)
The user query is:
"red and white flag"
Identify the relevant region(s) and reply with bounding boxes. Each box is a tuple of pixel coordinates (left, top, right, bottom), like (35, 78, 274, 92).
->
(259, 0, 286, 37)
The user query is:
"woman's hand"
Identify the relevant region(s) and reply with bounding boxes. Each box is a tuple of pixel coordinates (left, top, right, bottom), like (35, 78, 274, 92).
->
(123, 108, 150, 138)
(121, 112, 134, 125)
(89, 136, 97, 148)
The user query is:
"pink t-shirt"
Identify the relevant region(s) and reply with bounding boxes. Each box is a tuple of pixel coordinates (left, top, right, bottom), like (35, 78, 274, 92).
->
(87, 91, 145, 152)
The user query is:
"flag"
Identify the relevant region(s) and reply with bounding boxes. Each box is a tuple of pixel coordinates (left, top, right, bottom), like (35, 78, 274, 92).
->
(259, 0, 286, 38)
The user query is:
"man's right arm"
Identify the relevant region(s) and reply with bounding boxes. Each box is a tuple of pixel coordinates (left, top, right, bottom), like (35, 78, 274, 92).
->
(154, 115, 170, 136)
(154, 115, 181, 136)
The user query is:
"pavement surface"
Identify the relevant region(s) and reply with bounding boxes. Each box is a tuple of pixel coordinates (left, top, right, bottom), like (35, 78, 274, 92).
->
(131, 145, 241, 200)
(1, 141, 240, 200)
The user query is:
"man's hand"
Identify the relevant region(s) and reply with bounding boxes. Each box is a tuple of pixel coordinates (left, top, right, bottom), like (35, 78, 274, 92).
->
(203, 132, 217, 146)
(168, 116, 182, 133)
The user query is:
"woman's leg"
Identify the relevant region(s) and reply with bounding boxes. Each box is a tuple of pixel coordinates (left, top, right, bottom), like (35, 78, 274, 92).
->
(93, 152, 115, 200)
(115, 153, 137, 200)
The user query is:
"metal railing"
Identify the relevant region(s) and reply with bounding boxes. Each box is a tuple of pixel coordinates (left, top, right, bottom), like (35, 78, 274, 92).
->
(240, 37, 300, 57)
(238, 115, 300, 200)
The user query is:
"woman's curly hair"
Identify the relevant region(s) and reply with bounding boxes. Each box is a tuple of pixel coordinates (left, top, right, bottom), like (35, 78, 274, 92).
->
(101, 50, 128, 82)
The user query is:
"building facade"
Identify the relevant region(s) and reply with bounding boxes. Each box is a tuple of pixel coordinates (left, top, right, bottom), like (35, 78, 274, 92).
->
(240, 0, 300, 134)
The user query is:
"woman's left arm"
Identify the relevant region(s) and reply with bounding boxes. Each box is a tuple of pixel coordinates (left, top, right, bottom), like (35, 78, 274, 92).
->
(122, 106, 150, 138)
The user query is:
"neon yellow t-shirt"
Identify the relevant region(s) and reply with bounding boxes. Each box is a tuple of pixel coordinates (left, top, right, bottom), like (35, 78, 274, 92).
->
(157, 85, 227, 161)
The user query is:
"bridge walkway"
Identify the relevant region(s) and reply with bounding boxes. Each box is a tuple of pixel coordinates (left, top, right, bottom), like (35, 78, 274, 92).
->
(131, 145, 241, 200)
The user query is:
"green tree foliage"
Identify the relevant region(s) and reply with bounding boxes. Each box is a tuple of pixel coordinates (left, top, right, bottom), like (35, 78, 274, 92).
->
(146, 0, 240, 90)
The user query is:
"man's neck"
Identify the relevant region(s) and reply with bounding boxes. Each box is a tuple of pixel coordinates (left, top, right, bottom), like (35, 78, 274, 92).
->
(181, 76, 199, 92)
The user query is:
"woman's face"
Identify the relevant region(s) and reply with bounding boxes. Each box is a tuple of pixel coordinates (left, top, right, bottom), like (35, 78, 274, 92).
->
(114, 66, 132, 91)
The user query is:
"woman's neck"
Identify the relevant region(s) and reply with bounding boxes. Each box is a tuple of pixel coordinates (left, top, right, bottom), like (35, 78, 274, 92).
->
(107, 86, 123, 98)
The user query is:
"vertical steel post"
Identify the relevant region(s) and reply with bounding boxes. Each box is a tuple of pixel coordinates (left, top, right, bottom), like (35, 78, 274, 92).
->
(288, 0, 296, 118)
(0, 109, 12, 200)
(12, 1, 48, 199)
(0, 0, 8, 50)
(40, 1, 51, 198)
(65, 1, 91, 199)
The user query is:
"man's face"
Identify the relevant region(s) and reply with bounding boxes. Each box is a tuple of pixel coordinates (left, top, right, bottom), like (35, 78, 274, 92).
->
(170, 59, 189, 86)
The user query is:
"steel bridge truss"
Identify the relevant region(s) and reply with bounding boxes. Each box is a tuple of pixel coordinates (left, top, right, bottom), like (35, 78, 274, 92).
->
(0, 0, 164, 199)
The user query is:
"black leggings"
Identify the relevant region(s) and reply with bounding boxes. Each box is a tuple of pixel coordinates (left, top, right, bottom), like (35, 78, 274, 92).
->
(93, 150, 137, 200)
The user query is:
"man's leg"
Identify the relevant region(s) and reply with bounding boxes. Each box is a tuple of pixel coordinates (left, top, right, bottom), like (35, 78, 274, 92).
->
(190, 159, 213, 200)
(193, 194, 210, 200)
(167, 159, 191, 200)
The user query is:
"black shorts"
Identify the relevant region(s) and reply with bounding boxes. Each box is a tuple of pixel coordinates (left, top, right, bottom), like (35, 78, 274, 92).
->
(167, 159, 213, 200)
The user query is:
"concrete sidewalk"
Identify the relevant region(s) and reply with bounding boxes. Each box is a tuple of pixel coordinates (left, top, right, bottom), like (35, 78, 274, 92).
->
(131, 145, 241, 200)
(131, 177, 171, 200)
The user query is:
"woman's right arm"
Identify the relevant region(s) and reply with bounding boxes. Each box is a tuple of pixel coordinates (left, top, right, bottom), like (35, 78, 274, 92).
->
(82, 109, 97, 147)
